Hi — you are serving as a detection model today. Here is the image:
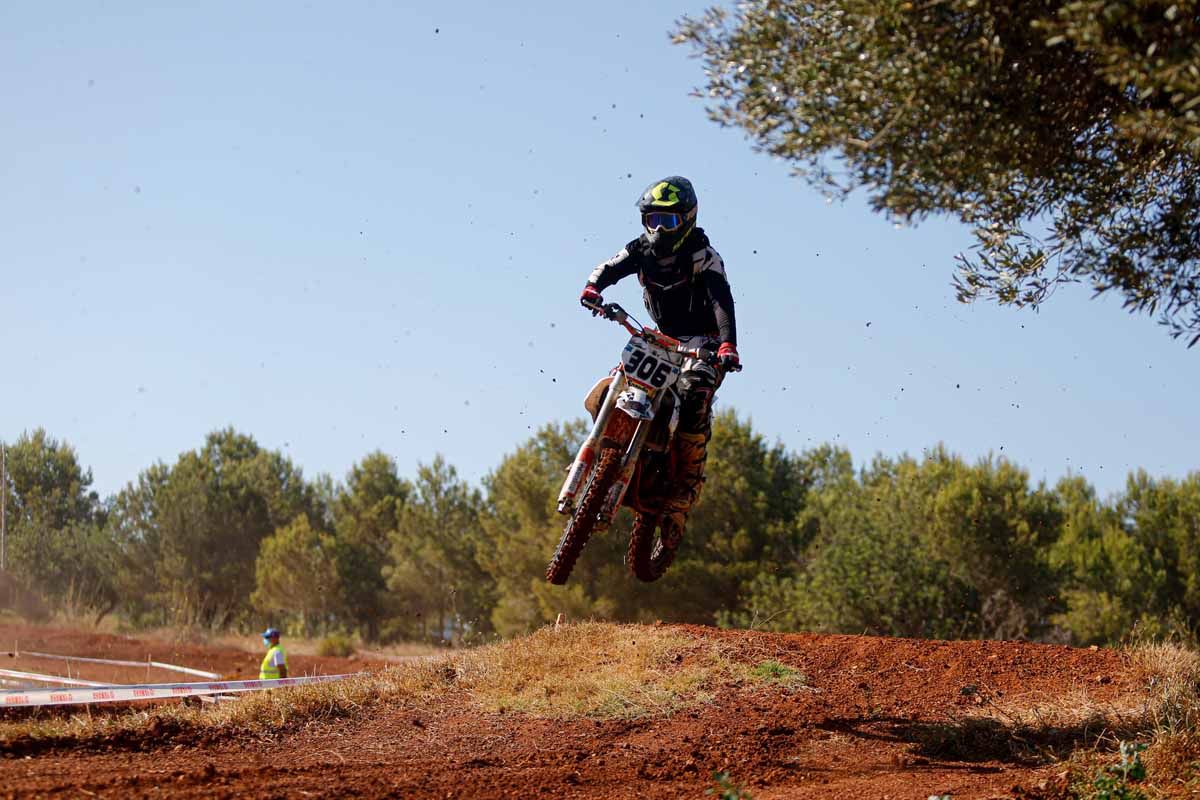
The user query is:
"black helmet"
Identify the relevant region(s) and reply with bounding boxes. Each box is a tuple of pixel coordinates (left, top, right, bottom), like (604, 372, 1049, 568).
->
(637, 176, 698, 257)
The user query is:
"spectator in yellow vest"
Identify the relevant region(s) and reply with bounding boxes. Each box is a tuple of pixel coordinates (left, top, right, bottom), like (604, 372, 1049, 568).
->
(259, 627, 288, 680)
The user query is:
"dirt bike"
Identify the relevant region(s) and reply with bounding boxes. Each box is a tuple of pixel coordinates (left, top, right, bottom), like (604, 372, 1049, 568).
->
(545, 300, 741, 585)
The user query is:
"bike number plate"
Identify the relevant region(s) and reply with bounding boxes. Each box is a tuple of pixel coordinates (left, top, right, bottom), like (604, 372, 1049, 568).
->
(621, 337, 680, 390)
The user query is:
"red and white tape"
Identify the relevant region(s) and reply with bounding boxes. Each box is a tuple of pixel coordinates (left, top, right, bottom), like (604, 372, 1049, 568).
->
(0, 673, 358, 708)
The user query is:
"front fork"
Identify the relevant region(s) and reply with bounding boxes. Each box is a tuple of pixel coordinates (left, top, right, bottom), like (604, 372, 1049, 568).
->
(600, 414, 654, 522)
(556, 372, 626, 514)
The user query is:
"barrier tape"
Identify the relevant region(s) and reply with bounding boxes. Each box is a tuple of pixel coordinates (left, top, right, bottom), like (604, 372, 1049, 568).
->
(17, 650, 220, 679)
(0, 668, 112, 687)
(0, 673, 357, 708)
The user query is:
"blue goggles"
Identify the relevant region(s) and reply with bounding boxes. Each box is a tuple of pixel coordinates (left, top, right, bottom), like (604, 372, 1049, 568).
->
(642, 212, 683, 232)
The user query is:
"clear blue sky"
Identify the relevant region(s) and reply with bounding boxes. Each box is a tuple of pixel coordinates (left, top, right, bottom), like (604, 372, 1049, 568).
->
(2, 1, 1195, 500)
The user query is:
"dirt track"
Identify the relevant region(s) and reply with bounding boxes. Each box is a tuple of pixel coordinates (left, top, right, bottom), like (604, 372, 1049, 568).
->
(0, 624, 1136, 799)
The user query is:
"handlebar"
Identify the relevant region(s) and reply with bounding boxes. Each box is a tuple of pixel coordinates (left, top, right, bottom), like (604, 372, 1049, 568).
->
(583, 300, 743, 372)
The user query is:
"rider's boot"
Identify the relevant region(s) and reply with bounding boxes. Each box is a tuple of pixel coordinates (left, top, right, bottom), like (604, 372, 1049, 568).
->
(659, 429, 710, 544)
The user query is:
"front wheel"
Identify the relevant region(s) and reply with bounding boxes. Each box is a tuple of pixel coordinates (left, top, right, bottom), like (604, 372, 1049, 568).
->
(626, 513, 681, 582)
(545, 447, 623, 585)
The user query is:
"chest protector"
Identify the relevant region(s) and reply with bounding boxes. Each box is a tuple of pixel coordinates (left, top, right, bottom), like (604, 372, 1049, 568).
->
(628, 230, 718, 339)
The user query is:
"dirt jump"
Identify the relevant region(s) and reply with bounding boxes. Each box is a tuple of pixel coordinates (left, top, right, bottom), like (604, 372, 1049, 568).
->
(0, 622, 1153, 798)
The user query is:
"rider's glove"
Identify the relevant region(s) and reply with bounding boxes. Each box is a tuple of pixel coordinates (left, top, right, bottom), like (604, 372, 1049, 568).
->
(580, 284, 604, 315)
(717, 342, 740, 371)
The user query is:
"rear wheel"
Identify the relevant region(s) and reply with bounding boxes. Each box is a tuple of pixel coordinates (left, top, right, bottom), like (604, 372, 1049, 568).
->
(627, 513, 681, 582)
(545, 447, 623, 585)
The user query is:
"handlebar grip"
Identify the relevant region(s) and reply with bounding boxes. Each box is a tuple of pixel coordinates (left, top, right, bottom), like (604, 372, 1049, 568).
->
(700, 347, 743, 372)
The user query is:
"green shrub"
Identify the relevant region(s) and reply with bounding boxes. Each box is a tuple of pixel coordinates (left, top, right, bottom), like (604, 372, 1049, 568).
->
(1089, 742, 1148, 800)
(706, 771, 752, 800)
(316, 632, 356, 657)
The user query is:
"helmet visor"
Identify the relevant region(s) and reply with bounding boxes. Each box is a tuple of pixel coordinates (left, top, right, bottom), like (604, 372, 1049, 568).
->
(642, 212, 682, 232)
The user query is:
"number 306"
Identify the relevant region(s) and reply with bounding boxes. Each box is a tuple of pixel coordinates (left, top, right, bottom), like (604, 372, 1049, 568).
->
(626, 350, 673, 388)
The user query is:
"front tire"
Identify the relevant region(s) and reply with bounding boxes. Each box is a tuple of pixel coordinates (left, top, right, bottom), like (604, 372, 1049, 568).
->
(545, 447, 622, 585)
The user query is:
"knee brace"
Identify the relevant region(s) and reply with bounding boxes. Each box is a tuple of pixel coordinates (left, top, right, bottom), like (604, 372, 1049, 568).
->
(676, 367, 717, 435)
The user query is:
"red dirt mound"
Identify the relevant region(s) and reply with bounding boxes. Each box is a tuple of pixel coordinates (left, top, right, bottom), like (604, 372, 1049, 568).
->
(1, 624, 1138, 799)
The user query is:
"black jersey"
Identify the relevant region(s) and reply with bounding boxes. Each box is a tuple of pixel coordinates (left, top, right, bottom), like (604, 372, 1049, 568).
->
(586, 228, 737, 346)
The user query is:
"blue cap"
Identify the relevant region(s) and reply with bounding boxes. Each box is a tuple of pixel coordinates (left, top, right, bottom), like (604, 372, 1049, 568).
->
(262, 627, 280, 639)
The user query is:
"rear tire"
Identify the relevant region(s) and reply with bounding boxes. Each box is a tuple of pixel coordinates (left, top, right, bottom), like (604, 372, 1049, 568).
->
(627, 514, 680, 582)
(545, 447, 623, 585)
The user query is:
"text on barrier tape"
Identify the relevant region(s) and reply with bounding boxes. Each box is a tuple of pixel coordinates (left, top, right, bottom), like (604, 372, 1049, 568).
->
(0, 673, 360, 708)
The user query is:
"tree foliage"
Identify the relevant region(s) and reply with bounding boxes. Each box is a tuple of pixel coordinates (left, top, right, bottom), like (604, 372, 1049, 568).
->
(107, 428, 322, 629)
(676, 0, 1200, 342)
(479, 412, 821, 635)
(384, 457, 493, 643)
(727, 448, 1061, 639)
(639, 411, 825, 623)
(333, 451, 411, 640)
(1050, 471, 1200, 643)
(251, 515, 340, 636)
(7, 419, 1200, 649)
(1, 429, 116, 619)
(1048, 476, 1162, 643)
(478, 421, 595, 636)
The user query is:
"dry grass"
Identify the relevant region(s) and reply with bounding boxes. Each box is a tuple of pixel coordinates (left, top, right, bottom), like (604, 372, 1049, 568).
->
(454, 622, 738, 718)
(0, 622, 739, 751)
(888, 642, 1200, 795)
(0, 666, 444, 749)
(905, 682, 1144, 767)
(1128, 642, 1200, 790)
(1007, 641, 1200, 796)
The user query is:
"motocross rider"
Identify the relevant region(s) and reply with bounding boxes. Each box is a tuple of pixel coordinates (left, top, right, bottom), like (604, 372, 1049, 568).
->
(579, 176, 739, 551)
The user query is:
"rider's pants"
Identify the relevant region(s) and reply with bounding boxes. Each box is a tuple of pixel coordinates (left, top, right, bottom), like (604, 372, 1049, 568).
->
(662, 337, 724, 519)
